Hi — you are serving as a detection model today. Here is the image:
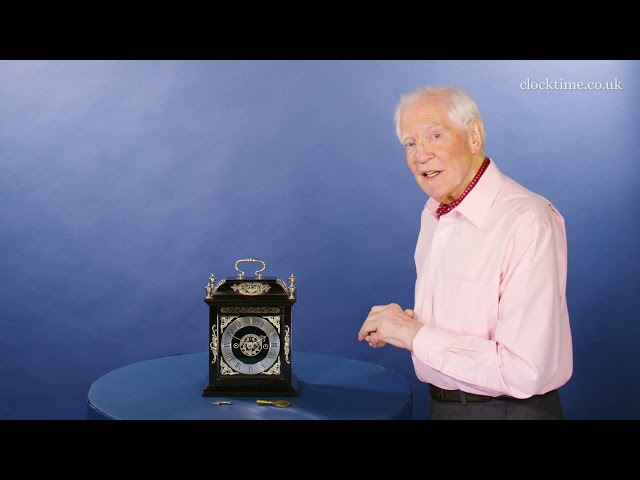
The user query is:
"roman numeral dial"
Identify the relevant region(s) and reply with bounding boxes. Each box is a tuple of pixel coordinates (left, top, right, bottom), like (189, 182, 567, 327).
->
(220, 315, 281, 375)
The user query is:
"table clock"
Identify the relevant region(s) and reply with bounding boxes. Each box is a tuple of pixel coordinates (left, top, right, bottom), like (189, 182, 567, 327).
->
(202, 258, 299, 397)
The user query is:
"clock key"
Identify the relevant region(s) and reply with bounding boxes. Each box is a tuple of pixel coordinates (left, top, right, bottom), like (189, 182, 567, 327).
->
(256, 399, 291, 408)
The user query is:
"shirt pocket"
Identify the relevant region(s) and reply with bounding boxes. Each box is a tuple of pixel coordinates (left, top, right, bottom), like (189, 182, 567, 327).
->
(433, 276, 497, 338)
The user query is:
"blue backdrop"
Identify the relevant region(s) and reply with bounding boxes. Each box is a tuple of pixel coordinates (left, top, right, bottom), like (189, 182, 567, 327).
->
(1, 60, 637, 420)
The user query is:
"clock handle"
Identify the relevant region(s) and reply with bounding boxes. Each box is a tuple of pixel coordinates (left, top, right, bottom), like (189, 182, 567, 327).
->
(235, 258, 267, 279)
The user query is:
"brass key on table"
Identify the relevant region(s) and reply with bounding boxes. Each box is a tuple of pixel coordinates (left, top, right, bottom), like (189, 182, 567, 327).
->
(256, 399, 291, 408)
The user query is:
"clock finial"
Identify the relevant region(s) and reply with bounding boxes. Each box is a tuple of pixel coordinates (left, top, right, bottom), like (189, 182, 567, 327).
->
(205, 273, 216, 299)
(288, 274, 296, 300)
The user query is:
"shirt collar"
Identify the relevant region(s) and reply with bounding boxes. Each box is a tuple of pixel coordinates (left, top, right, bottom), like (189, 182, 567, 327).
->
(425, 158, 504, 227)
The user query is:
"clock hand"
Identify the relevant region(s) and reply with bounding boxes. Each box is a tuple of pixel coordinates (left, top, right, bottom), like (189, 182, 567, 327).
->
(231, 333, 267, 343)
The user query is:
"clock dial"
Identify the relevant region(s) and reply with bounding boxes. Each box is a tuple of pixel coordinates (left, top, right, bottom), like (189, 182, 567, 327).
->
(220, 315, 280, 374)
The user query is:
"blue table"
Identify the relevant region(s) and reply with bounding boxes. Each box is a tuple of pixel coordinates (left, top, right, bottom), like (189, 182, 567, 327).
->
(86, 352, 413, 420)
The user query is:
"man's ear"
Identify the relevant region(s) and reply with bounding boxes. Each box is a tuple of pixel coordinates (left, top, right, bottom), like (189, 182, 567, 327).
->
(468, 119, 484, 154)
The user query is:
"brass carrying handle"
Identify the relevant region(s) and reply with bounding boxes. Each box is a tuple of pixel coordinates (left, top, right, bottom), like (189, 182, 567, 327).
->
(235, 258, 267, 279)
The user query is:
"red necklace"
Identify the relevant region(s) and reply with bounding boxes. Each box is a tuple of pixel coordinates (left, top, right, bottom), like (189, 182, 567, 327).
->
(436, 157, 490, 219)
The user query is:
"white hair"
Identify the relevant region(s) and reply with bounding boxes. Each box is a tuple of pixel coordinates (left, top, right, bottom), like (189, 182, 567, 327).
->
(393, 85, 484, 143)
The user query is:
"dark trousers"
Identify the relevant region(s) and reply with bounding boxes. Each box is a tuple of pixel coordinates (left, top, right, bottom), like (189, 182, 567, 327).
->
(428, 389, 564, 420)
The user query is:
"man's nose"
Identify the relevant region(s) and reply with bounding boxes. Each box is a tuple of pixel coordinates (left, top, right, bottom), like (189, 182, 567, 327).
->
(415, 140, 435, 163)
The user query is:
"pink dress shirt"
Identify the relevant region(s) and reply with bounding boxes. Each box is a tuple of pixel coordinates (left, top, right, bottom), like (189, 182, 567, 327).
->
(411, 159, 573, 399)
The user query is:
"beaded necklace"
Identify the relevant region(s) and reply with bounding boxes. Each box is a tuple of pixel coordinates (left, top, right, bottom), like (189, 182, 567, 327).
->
(436, 157, 490, 219)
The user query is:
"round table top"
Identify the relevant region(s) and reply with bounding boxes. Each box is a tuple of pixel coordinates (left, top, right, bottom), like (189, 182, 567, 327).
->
(87, 351, 413, 420)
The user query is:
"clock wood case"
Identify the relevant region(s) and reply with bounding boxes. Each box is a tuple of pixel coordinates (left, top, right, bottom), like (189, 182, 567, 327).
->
(202, 258, 298, 397)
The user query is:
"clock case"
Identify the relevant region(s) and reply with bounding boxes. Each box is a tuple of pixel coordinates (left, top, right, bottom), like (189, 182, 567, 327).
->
(202, 260, 298, 397)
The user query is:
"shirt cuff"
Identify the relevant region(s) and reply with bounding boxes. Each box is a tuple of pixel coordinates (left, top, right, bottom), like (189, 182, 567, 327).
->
(411, 324, 454, 370)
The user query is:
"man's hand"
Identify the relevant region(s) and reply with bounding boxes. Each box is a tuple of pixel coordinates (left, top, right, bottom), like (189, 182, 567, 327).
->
(357, 303, 421, 351)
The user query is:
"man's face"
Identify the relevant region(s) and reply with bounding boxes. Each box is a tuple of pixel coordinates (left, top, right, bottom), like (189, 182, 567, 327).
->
(399, 94, 482, 204)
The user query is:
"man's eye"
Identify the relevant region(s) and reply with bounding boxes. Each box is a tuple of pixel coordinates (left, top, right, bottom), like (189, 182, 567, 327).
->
(405, 141, 415, 148)
(432, 133, 441, 140)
